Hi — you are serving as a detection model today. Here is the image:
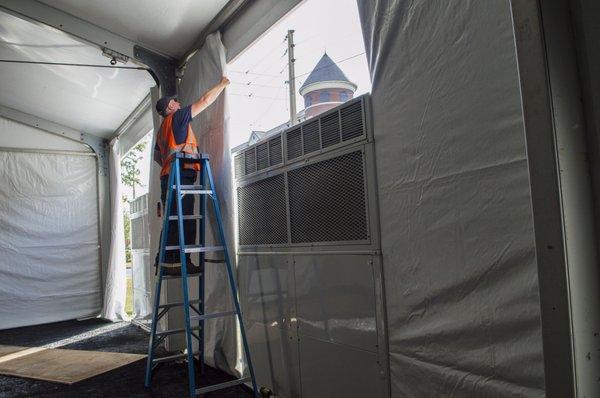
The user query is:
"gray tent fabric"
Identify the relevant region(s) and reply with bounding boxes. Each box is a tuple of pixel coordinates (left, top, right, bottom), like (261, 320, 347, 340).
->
(177, 32, 240, 376)
(356, 1, 545, 396)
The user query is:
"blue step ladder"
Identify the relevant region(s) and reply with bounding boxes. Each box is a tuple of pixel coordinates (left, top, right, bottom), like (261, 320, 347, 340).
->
(144, 152, 259, 397)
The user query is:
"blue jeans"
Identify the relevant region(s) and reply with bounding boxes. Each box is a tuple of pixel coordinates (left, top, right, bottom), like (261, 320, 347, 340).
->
(159, 170, 197, 264)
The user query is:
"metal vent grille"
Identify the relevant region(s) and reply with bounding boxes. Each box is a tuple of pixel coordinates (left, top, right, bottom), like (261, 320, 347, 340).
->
(341, 101, 364, 141)
(245, 148, 256, 175)
(237, 174, 288, 245)
(234, 153, 244, 179)
(302, 120, 320, 155)
(287, 128, 302, 160)
(269, 136, 282, 166)
(288, 151, 368, 243)
(320, 112, 341, 148)
(131, 215, 148, 250)
(256, 143, 269, 171)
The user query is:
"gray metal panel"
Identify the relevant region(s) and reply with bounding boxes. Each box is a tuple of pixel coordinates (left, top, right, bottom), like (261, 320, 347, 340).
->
(246, 323, 301, 398)
(294, 254, 378, 352)
(239, 254, 295, 329)
(238, 254, 300, 397)
(298, 335, 386, 398)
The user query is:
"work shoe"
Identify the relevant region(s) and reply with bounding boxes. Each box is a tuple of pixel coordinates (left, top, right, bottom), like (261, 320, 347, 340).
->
(162, 262, 202, 276)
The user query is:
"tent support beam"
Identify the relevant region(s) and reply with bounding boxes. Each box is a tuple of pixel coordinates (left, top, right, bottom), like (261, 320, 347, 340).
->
(510, 0, 576, 396)
(0, 104, 108, 175)
(0, 0, 177, 95)
(179, 0, 248, 69)
(111, 94, 151, 140)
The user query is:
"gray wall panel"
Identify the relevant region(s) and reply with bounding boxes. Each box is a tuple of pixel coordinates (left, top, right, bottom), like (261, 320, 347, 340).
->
(298, 335, 386, 398)
(294, 254, 378, 352)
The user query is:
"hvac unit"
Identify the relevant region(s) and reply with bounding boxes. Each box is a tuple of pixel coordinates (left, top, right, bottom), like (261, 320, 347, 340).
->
(234, 95, 388, 398)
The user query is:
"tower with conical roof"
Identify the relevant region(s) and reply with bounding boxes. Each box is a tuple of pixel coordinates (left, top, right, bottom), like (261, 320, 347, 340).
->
(299, 53, 357, 119)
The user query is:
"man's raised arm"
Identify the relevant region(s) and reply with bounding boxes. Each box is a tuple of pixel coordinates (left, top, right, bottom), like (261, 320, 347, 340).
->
(190, 76, 230, 118)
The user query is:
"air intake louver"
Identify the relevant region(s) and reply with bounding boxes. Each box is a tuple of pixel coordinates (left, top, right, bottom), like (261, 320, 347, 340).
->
(341, 101, 364, 141)
(269, 136, 282, 166)
(235, 96, 367, 178)
(234, 153, 244, 179)
(302, 120, 320, 155)
(245, 148, 256, 175)
(287, 128, 302, 160)
(320, 112, 341, 148)
(256, 142, 269, 171)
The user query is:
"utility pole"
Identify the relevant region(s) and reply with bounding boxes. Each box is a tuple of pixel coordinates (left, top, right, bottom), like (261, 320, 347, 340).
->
(286, 29, 298, 125)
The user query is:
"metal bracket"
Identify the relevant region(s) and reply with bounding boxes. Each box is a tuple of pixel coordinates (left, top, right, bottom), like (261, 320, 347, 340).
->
(101, 47, 129, 65)
(81, 133, 108, 176)
(134, 45, 177, 96)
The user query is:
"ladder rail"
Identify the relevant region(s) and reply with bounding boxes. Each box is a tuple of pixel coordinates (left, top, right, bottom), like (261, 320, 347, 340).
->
(198, 165, 207, 375)
(205, 160, 260, 395)
(144, 166, 176, 387)
(173, 158, 198, 398)
(145, 154, 259, 398)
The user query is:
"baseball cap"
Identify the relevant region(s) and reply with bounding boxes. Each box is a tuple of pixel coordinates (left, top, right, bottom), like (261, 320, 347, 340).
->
(156, 95, 177, 115)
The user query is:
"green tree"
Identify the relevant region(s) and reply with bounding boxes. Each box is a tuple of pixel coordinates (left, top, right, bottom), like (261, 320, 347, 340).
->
(121, 140, 147, 265)
(123, 200, 132, 263)
(121, 142, 147, 199)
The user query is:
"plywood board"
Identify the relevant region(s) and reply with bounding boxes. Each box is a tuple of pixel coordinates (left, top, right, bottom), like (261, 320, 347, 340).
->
(0, 345, 27, 358)
(0, 348, 145, 384)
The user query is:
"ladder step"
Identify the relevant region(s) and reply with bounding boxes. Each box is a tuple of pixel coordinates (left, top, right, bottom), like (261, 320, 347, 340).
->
(175, 152, 209, 160)
(168, 214, 203, 220)
(189, 311, 236, 322)
(161, 272, 203, 280)
(204, 258, 225, 264)
(156, 325, 201, 337)
(152, 351, 199, 364)
(158, 298, 202, 309)
(195, 377, 251, 394)
(172, 184, 204, 190)
(180, 189, 213, 195)
(164, 245, 224, 254)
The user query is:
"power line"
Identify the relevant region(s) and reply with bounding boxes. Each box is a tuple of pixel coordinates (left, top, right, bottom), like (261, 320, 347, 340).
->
(229, 93, 287, 101)
(230, 81, 283, 89)
(0, 59, 148, 70)
(251, 85, 286, 128)
(293, 51, 366, 80)
(240, 36, 288, 76)
(228, 69, 282, 78)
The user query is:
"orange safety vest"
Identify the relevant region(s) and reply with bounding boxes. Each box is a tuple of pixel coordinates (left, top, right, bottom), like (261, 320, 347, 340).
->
(157, 113, 201, 178)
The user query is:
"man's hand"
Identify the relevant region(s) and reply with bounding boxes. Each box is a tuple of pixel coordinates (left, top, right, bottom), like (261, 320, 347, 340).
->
(190, 75, 230, 118)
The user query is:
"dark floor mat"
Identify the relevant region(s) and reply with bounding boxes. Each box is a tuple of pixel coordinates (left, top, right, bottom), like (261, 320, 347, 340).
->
(0, 319, 252, 398)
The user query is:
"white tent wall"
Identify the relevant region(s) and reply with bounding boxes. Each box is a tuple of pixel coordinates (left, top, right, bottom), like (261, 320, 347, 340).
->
(357, 0, 600, 396)
(0, 116, 91, 152)
(357, 0, 546, 396)
(100, 138, 127, 321)
(172, 32, 239, 375)
(0, 117, 102, 329)
(147, 35, 240, 374)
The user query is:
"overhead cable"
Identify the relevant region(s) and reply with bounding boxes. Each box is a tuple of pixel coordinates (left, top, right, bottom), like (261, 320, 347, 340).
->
(0, 59, 148, 70)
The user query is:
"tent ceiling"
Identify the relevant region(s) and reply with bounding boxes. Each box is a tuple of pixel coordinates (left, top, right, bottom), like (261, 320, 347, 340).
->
(37, 0, 230, 59)
(0, 10, 155, 139)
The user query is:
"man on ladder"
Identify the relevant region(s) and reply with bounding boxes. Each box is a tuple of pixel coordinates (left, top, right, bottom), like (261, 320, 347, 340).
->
(153, 76, 229, 276)
(148, 77, 260, 397)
